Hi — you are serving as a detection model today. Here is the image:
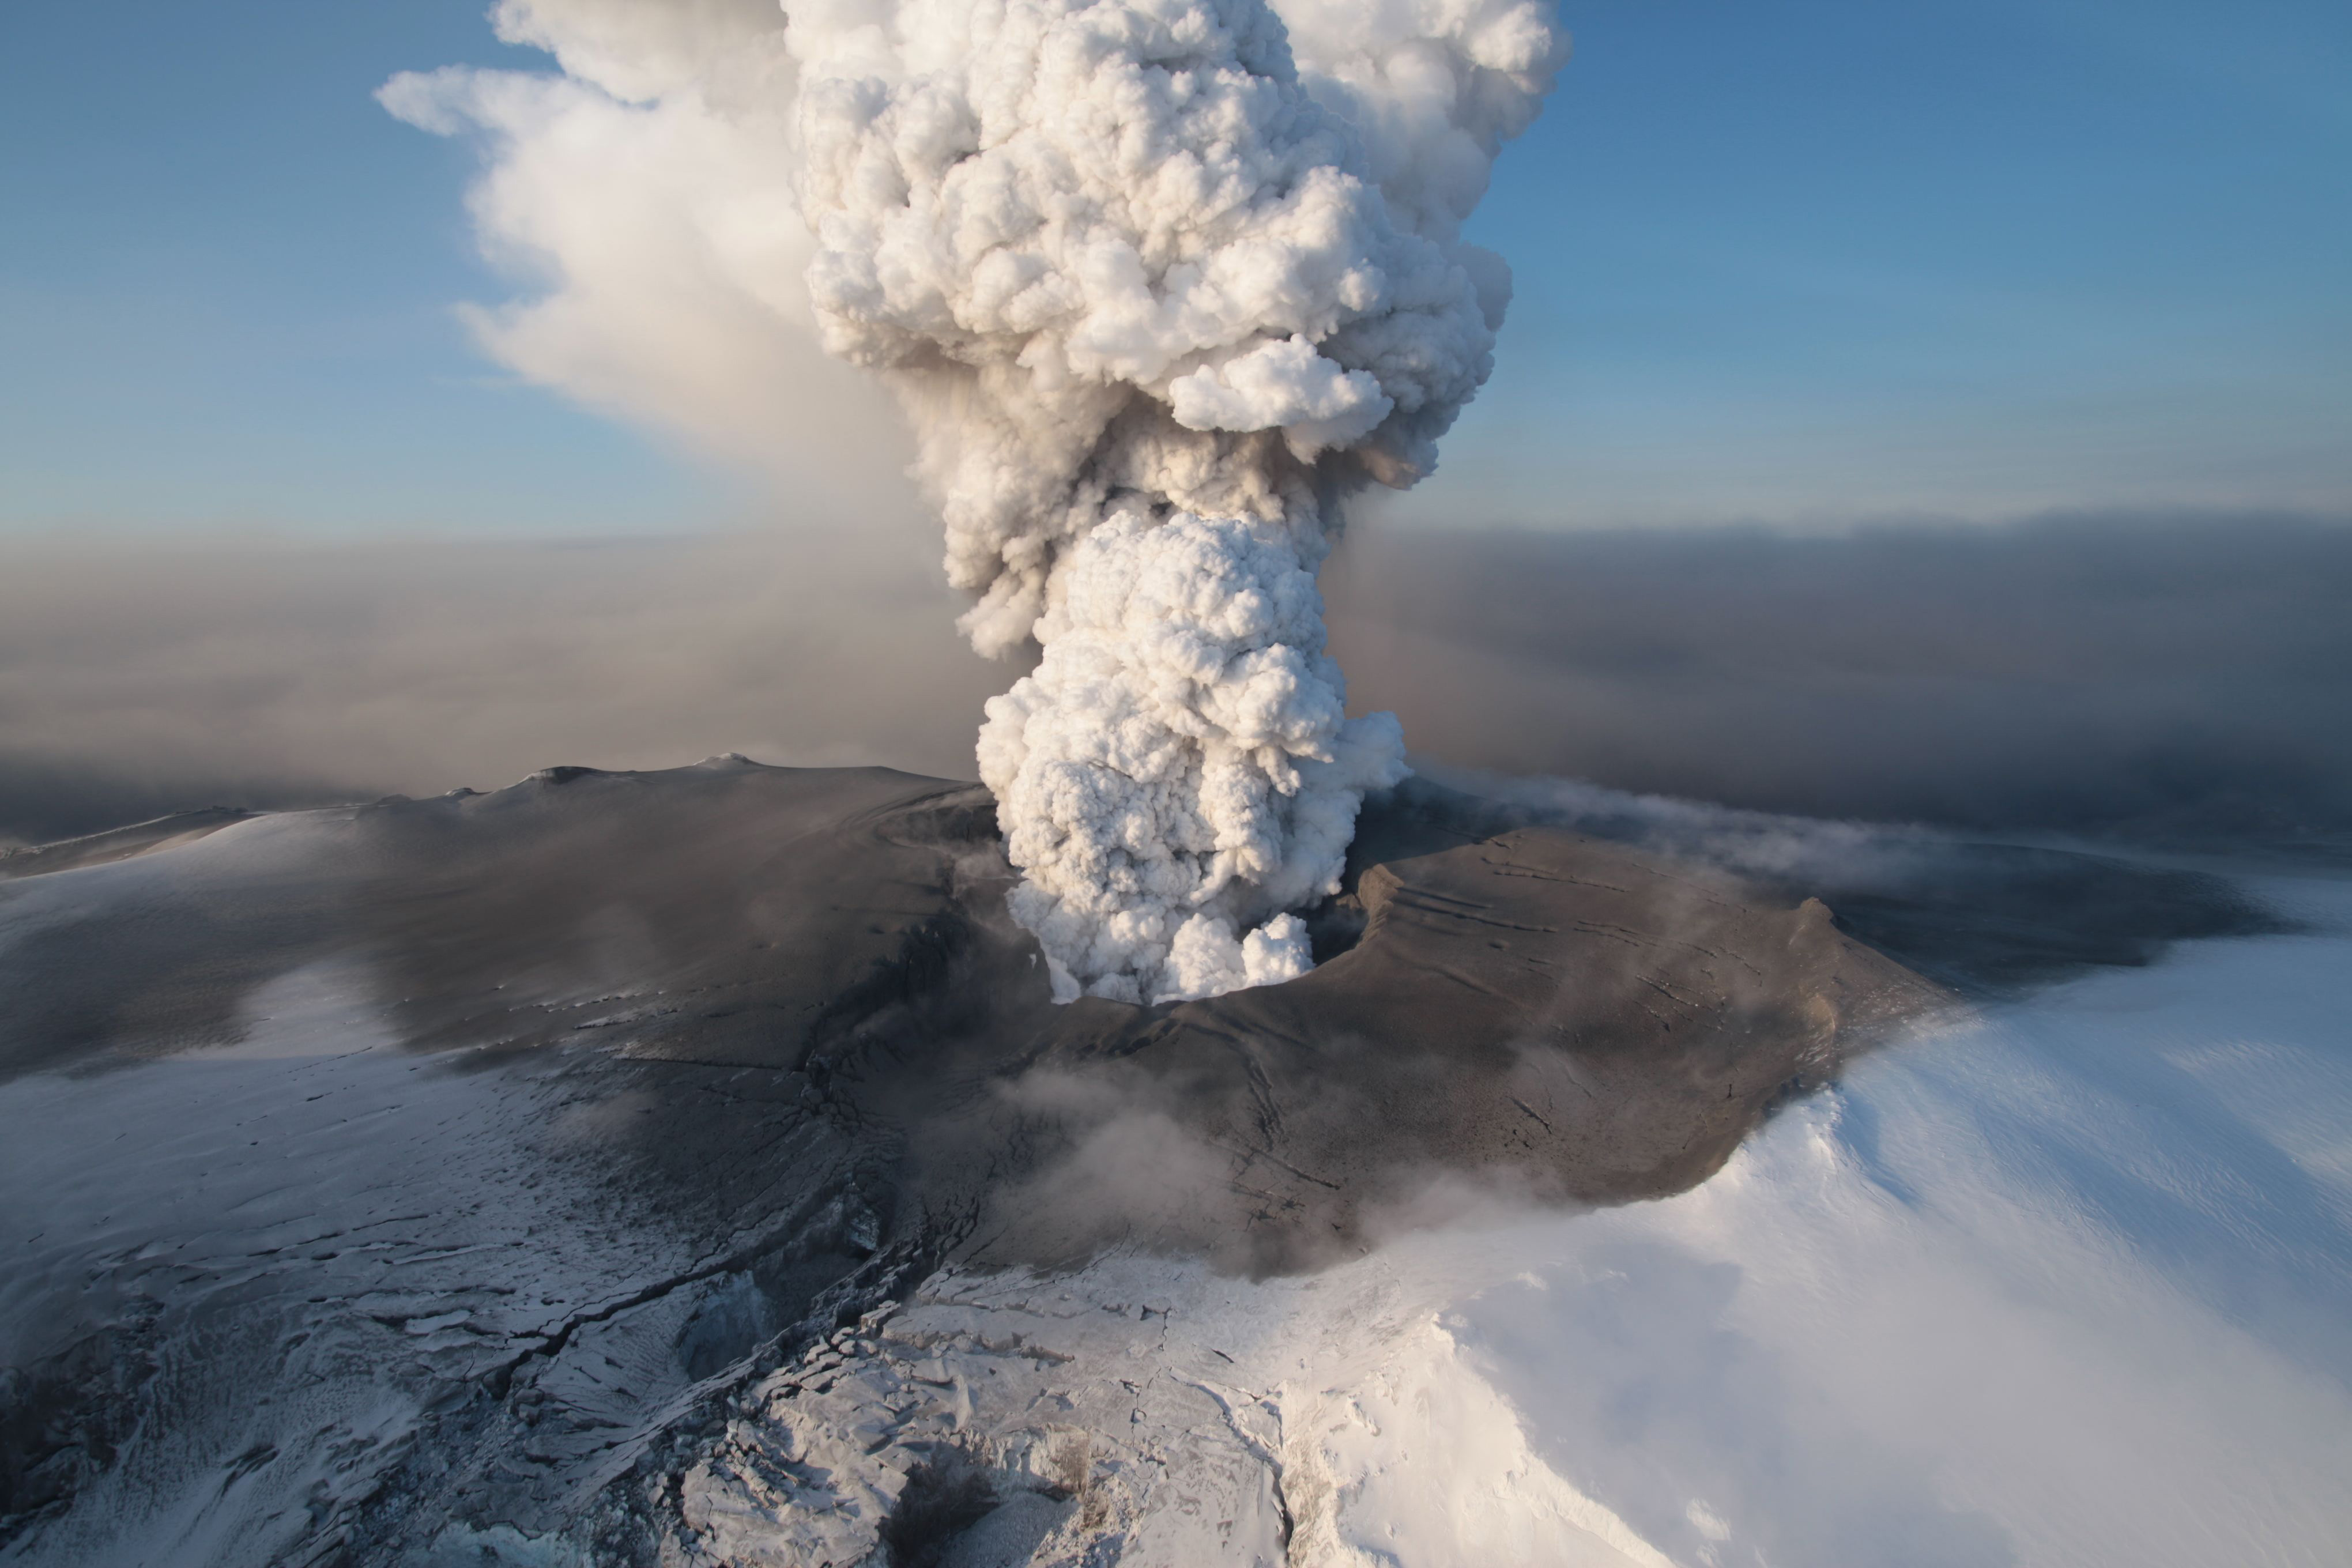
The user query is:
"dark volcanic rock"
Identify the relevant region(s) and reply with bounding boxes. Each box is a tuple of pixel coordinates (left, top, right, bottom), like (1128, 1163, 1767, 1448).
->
(1381, 772, 2295, 996)
(0, 758, 1942, 1562)
(924, 826, 1929, 1272)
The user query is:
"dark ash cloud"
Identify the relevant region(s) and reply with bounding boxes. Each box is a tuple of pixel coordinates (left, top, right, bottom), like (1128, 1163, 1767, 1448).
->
(1325, 511, 2352, 846)
(0, 531, 1009, 847)
(4, 511, 2346, 851)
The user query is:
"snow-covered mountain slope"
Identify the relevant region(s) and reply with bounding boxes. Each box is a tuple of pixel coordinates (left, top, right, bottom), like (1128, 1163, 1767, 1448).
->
(0, 762, 2320, 1564)
(647, 871, 2352, 1566)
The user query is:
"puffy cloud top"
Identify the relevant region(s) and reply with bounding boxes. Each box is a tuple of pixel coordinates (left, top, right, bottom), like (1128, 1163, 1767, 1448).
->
(786, 0, 1552, 655)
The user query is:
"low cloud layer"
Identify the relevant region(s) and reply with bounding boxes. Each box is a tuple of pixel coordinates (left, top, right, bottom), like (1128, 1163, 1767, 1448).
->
(1329, 511, 2352, 843)
(3, 511, 2346, 850)
(0, 529, 1004, 847)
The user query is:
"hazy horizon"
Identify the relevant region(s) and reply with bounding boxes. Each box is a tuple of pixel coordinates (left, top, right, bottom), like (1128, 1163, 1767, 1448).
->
(7, 507, 2346, 854)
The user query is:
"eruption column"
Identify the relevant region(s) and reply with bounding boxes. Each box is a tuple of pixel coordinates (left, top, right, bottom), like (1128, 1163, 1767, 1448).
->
(786, 0, 1561, 1001)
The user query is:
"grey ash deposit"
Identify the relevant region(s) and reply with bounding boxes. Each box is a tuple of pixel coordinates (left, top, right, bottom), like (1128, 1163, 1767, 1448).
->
(0, 759, 2268, 1562)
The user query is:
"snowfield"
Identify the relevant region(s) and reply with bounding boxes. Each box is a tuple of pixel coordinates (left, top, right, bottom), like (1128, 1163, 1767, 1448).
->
(650, 869, 2352, 1566)
(3, 810, 2345, 1565)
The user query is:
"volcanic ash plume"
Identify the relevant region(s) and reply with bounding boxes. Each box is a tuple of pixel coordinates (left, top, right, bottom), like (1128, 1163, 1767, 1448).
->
(786, 0, 1562, 1002)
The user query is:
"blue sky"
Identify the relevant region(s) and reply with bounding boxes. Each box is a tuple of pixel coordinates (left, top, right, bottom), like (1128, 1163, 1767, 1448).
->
(4, 0, 2347, 537)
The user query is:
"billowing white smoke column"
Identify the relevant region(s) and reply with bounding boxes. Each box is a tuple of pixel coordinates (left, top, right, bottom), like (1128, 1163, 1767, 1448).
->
(786, 0, 1562, 1002)
(387, 0, 1562, 1003)
(977, 511, 1396, 1001)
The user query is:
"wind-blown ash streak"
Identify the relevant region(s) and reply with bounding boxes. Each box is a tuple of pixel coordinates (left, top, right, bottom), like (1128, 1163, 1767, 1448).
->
(390, 0, 1566, 1004)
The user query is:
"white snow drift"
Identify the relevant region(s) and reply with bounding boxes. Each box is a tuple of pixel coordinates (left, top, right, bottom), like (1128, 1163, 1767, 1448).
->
(387, 0, 1565, 1002)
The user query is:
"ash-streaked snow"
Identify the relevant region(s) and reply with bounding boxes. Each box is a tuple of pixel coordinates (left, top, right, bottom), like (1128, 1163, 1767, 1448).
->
(654, 866, 2352, 1567)
(0, 949, 718, 1564)
(0, 772, 2339, 1565)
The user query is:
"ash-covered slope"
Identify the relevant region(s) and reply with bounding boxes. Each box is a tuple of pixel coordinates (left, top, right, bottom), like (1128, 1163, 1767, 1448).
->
(2, 757, 1927, 1257)
(0, 759, 2261, 1564)
(931, 816, 1928, 1274)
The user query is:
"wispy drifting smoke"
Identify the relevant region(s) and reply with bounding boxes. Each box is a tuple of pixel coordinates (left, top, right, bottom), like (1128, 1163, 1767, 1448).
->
(379, 1, 918, 515)
(391, 0, 1565, 1002)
